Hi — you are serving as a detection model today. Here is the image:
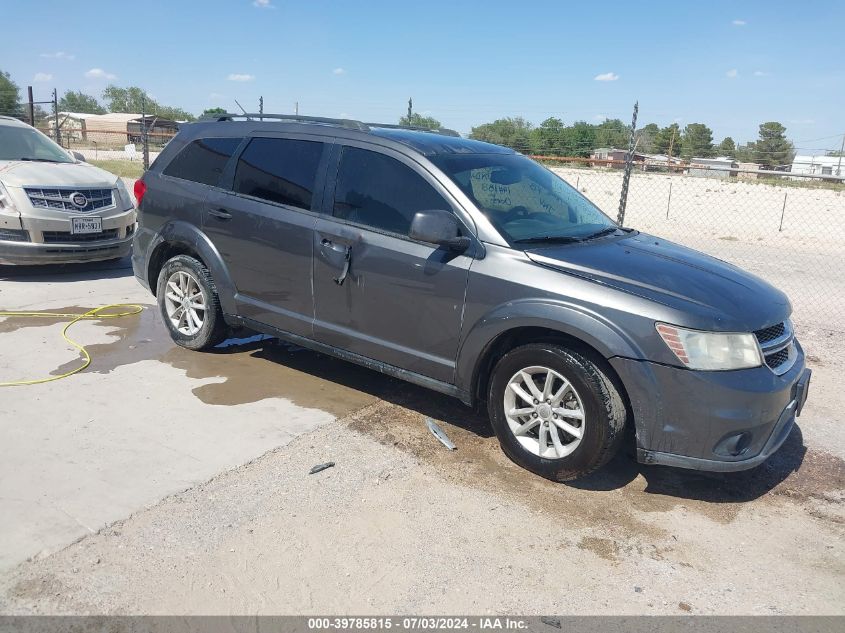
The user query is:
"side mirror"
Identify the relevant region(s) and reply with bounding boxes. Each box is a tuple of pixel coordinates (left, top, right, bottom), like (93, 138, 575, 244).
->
(72, 151, 86, 163)
(409, 210, 470, 252)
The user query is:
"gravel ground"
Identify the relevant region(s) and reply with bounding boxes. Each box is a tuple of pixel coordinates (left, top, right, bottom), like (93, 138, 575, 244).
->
(0, 329, 842, 615)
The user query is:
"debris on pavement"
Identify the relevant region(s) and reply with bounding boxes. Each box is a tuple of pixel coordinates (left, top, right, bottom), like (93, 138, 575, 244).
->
(308, 461, 336, 475)
(425, 417, 456, 450)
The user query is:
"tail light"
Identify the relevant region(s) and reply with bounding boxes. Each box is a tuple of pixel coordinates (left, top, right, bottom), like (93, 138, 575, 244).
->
(134, 179, 147, 206)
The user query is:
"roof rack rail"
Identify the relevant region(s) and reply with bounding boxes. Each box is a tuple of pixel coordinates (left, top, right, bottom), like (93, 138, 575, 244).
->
(363, 122, 461, 137)
(203, 113, 369, 132)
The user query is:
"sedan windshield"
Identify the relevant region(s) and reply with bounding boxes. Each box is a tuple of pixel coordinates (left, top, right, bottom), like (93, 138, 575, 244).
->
(0, 125, 74, 163)
(431, 153, 616, 244)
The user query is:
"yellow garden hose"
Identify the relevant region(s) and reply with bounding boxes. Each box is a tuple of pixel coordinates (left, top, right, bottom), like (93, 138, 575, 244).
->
(0, 304, 144, 387)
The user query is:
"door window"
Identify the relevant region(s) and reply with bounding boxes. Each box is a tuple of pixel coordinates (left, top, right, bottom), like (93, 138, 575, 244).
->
(162, 137, 242, 186)
(333, 146, 449, 235)
(233, 137, 324, 210)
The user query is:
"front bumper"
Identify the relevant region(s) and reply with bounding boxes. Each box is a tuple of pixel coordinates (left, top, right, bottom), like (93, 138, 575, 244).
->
(0, 235, 133, 265)
(611, 342, 810, 472)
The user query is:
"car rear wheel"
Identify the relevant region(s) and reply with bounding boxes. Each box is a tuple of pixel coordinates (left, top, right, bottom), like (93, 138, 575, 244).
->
(488, 343, 626, 481)
(156, 254, 227, 350)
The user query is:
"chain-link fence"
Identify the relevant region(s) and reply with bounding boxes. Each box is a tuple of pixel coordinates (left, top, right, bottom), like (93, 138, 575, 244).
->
(540, 158, 845, 332)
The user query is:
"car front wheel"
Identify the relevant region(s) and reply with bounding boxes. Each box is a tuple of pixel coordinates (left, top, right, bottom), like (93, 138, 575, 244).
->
(488, 343, 626, 481)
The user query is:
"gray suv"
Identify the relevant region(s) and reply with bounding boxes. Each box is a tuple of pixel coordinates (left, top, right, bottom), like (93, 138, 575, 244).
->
(132, 114, 811, 481)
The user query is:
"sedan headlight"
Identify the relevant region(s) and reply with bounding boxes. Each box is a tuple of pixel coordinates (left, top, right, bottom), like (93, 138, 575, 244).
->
(0, 181, 17, 212)
(656, 323, 762, 371)
(114, 179, 135, 210)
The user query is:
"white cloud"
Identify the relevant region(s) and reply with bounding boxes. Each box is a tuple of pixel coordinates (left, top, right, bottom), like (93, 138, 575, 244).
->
(593, 114, 607, 121)
(209, 92, 228, 100)
(33, 72, 53, 82)
(253, 0, 274, 7)
(227, 73, 255, 81)
(594, 72, 619, 82)
(726, 68, 739, 78)
(332, 67, 345, 75)
(732, 19, 747, 26)
(753, 70, 771, 77)
(40, 51, 74, 60)
(85, 68, 117, 80)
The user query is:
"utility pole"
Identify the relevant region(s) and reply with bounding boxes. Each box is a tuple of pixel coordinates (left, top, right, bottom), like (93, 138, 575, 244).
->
(27, 86, 34, 126)
(52, 88, 61, 147)
(295, 101, 299, 115)
(259, 96, 263, 120)
(141, 93, 149, 170)
(667, 127, 676, 168)
(837, 132, 844, 177)
(407, 97, 412, 123)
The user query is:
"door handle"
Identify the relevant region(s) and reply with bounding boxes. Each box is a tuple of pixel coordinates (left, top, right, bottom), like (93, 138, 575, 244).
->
(208, 208, 232, 220)
(333, 245, 352, 286)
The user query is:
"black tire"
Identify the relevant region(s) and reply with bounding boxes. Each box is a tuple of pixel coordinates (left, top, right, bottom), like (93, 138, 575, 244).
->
(487, 343, 626, 481)
(156, 254, 228, 351)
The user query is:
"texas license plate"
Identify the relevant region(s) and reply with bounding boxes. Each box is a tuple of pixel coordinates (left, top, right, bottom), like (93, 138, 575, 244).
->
(71, 217, 102, 234)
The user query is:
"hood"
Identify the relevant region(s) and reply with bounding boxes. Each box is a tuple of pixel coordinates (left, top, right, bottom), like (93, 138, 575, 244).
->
(0, 160, 119, 188)
(526, 232, 790, 331)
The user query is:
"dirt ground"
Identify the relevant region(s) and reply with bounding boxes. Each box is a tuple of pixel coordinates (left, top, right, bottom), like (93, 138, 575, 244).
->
(0, 260, 843, 615)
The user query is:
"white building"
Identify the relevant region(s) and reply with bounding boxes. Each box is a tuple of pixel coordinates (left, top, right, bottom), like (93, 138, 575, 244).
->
(790, 154, 844, 178)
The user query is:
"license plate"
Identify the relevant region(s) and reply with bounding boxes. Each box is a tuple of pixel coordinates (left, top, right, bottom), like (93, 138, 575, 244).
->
(71, 217, 102, 234)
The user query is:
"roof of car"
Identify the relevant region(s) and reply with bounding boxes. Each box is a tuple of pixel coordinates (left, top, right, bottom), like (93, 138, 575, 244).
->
(368, 127, 514, 156)
(0, 116, 32, 128)
(188, 114, 515, 158)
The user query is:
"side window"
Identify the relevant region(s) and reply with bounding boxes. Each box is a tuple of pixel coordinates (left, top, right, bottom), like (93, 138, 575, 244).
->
(162, 137, 242, 186)
(233, 137, 324, 210)
(333, 147, 449, 236)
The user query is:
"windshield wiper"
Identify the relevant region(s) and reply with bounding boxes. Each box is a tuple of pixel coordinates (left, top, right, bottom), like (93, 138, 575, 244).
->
(514, 235, 583, 245)
(17, 157, 64, 163)
(581, 226, 621, 241)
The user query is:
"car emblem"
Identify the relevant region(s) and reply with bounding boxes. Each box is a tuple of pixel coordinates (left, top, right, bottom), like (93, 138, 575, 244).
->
(70, 192, 88, 208)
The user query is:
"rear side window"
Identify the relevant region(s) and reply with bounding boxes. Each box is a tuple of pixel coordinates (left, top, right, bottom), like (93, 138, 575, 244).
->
(162, 137, 242, 186)
(233, 138, 324, 210)
(333, 147, 449, 235)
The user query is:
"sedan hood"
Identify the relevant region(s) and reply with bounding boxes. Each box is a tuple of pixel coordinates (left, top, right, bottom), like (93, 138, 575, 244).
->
(0, 160, 118, 188)
(526, 232, 790, 331)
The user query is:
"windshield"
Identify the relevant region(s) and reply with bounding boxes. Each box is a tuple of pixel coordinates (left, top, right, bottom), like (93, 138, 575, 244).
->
(0, 125, 74, 163)
(431, 153, 616, 244)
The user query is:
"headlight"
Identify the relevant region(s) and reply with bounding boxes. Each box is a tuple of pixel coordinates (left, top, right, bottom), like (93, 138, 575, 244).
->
(656, 323, 762, 371)
(114, 179, 135, 210)
(0, 181, 17, 212)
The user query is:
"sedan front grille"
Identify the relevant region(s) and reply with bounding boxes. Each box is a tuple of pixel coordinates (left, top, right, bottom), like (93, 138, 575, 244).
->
(42, 229, 119, 244)
(765, 347, 790, 371)
(24, 187, 113, 213)
(753, 322, 786, 345)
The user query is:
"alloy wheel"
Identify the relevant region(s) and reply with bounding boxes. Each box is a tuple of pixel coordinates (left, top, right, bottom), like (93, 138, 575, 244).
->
(163, 270, 206, 336)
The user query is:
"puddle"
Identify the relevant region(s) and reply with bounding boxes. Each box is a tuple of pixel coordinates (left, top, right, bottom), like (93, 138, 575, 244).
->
(7, 304, 379, 418)
(0, 307, 87, 335)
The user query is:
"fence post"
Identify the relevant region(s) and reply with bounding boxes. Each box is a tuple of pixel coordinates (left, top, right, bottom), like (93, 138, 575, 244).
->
(141, 94, 150, 171)
(27, 86, 34, 126)
(666, 180, 672, 219)
(52, 88, 61, 147)
(616, 101, 638, 226)
(778, 192, 788, 232)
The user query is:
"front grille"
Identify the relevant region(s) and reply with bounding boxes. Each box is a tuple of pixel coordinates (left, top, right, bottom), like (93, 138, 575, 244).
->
(0, 228, 30, 242)
(754, 322, 786, 345)
(42, 229, 119, 244)
(24, 187, 113, 213)
(765, 347, 790, 370)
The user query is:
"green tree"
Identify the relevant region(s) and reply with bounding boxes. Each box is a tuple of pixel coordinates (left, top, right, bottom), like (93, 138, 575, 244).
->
(58, 90, 106, 114)
(102, 85, 195, 121)
(201, 107, 227, 118)
(681, 123, 714, 159)
(637, 123, 660, 154)
(654, 123, 681, 156)
(594, 118, 629, 149)
(532, 117, 566, 155)
(399, 112, 442, 129)
(753, 122, 794, 167)
(469, 117, 533, 153)
(0, 70, 22, 119)
(717, 136, 736, 157)
(561, 121, 597, 157)
(734, 142, 756, 163)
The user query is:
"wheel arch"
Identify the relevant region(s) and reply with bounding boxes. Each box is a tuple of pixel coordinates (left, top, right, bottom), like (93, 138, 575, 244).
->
(145, 221, 237, 315)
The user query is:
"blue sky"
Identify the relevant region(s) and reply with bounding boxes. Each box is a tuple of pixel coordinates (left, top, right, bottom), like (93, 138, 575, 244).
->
(3, 0, 844, 151)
